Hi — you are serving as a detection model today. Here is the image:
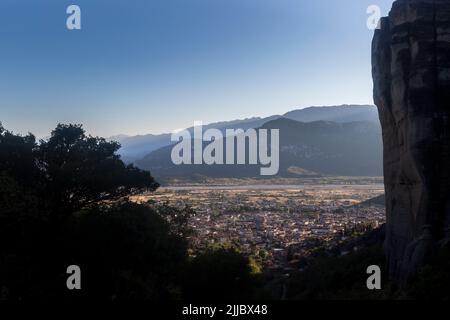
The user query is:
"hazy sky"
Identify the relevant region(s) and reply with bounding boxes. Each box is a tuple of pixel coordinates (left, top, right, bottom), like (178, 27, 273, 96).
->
(0, 0, 394, 138)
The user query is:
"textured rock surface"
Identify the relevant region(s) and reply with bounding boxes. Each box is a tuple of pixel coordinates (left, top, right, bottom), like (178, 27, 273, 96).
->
(372, 0, 450, 282)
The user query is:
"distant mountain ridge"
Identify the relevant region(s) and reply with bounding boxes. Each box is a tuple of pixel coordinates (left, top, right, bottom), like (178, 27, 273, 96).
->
(113, 105, 379, 163)
(284, 104, 378, 123)
(135, 117, 383, 182)
(113, 116, 282, 163)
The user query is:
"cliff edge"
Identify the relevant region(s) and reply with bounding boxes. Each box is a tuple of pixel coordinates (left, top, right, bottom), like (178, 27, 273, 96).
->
(372, 0, 450, 282)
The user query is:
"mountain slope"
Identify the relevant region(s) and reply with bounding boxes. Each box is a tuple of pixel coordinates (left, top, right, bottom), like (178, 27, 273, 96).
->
(135, 118, 383, 181)
(115, 116, 281, 163)
(115, 133, 172, 163)
(116, 105, 379, 164)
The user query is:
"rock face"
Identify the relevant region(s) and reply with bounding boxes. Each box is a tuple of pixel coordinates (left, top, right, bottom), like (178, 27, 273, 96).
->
(372, 0, 450, 282)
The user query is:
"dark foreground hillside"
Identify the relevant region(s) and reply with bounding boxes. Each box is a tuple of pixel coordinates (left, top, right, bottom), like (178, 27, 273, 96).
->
(286, 225, 450, 300)
(0, 123, 265, 300)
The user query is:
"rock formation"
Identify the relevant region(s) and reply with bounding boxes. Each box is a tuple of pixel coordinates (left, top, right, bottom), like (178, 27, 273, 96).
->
(372, 0, 450, 282)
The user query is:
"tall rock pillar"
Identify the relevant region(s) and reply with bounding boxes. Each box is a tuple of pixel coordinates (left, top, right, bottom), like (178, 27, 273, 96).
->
(372, 0, 450, 282)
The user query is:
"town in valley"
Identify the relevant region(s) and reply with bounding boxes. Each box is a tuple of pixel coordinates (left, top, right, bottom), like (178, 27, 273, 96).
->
(133, 177, 385, 275)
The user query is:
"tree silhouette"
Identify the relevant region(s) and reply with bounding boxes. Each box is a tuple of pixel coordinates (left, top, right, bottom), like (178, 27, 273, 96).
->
(0, 123, 260, 300)
(0, 124, 175, 299)
(0, 123, 39, 188)
(35, 124, 159, 215)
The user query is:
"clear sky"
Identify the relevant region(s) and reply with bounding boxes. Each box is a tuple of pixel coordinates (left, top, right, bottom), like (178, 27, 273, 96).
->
(0, 0, 394, 138)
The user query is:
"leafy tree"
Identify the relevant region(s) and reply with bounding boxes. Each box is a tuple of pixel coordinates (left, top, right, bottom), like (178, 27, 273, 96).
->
(0, 124, 41, 225)
(1, 123, 159, 216)
(0, 123, 40, 189)
(0, 124, 171, 299)
(36, 124, 159, 215)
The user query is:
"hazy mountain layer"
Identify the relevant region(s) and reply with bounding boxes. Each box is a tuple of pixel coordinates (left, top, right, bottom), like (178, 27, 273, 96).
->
(135, 118, 383, 181)
(115, 105, 378, 163)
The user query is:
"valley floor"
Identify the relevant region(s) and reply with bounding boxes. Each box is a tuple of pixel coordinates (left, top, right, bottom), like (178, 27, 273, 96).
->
(133, 177, 386, 275)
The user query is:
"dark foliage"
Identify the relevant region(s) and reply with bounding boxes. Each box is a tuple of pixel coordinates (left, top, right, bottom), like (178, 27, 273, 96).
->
(183, 247, 264, 301)
(0, 123, 259, 300)
(37, 124, 159, 215)
(287, 245, 388, 300)
(0, 202, 189, 299)
(0, 123, 173, 299)
(286, 225, 450, 300)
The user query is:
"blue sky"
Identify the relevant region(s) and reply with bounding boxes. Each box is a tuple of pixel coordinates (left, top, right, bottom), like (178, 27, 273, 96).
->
(0, 0, 394, 137)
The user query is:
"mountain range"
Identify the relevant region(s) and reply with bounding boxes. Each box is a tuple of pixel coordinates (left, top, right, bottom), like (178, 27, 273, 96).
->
(111, 105, 382, 181)
(114, 105, 379, 161)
